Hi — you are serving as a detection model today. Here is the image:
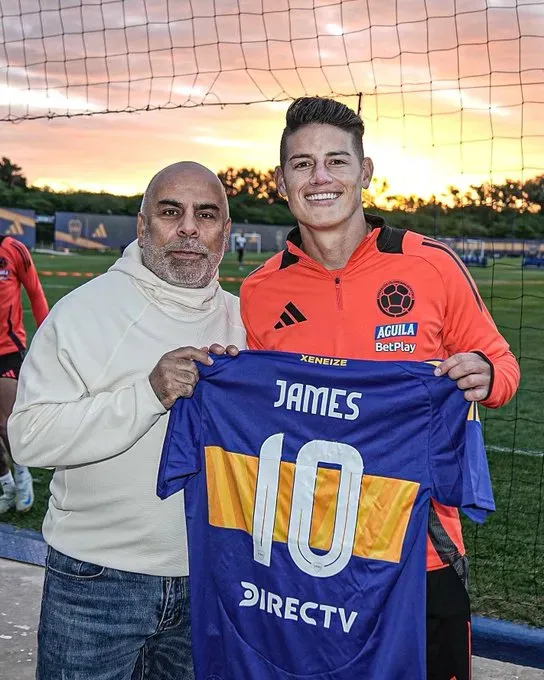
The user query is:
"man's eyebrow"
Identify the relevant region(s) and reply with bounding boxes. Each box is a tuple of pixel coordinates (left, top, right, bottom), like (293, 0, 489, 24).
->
(157, 198, 183, 208)
(155, 199, 221, 212)
(194, 203, 220, 212)
(288, 150, 352, 162)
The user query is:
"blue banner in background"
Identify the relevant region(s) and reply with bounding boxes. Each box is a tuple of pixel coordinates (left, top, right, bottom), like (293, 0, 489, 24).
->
(0, 207, 36, 249)
(54, 212, 137, 251)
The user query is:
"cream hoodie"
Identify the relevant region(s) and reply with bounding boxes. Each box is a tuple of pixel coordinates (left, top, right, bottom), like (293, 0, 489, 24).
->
(8, 242, 246, 576)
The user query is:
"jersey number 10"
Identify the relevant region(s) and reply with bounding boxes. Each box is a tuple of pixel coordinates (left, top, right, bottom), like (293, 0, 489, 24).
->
(252, 433, 364, 578)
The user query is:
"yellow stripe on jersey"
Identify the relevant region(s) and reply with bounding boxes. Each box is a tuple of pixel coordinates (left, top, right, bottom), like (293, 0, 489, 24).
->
(467, 402, 481, 422)
(206, 445, 256, 533)
(355, 474, 420, 561)
(205, 446, 419, 564)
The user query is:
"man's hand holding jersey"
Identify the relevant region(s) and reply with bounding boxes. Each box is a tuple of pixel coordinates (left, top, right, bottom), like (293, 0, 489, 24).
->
(434, 352, 492, 402)
(149, 344, 239, 410)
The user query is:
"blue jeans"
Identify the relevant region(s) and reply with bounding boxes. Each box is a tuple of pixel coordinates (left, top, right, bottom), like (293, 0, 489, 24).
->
(37, 547, 194, 680)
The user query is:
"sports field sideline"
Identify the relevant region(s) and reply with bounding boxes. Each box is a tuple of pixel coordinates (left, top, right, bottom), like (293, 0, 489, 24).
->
(2, 249, 543, 628)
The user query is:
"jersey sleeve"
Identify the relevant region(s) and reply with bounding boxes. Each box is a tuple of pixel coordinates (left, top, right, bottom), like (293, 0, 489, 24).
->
(12, 239, 49, 327)
(427, 376, 495, 523)
(429, 242, 519, 408)
(156, 387, 203, 500)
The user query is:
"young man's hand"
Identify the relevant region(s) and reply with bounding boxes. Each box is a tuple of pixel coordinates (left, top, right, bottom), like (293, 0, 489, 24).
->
(434, 352, 492, 402)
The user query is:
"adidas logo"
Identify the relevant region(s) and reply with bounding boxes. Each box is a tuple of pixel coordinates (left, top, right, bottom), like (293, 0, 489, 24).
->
(5, 221, 24, 235)
(274, 302, 307, 330)
(92, 223, 108, 238)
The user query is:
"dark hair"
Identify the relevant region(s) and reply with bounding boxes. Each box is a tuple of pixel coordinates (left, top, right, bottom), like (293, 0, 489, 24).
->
(279, 97, 365, 167)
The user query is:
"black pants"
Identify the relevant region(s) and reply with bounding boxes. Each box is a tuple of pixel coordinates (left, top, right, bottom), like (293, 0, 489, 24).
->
(0, 351, 24, 379)
(237, 248, 244, 264)
(427, 565, 472, 680)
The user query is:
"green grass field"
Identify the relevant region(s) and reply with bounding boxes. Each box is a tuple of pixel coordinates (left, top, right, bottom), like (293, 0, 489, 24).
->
(1, 250, 543, 627)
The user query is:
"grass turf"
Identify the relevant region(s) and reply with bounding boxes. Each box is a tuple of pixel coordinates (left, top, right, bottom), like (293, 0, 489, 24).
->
(1, 250, 542, 627)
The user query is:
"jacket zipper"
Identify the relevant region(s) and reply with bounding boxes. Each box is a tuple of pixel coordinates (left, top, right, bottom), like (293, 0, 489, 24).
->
(335, 277, 343, 311)
(291, 247, 344, 311)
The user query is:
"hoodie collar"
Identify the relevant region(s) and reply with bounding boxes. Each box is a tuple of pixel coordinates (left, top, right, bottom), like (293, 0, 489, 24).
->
(109, 240, 220, 317)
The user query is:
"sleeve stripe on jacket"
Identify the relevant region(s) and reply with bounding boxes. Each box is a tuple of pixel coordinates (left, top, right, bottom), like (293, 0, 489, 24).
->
(422, 239, 483, 312)
(11, 239, 31, 271)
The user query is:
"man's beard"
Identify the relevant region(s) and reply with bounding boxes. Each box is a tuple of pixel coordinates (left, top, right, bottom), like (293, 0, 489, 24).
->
(142, 232, 222, 288)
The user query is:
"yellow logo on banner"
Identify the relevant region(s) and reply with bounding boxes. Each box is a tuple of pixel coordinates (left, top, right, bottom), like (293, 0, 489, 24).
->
(92, 223, 108, 239)
(0, 209, 35, 233)
(5, 221, 24, 235)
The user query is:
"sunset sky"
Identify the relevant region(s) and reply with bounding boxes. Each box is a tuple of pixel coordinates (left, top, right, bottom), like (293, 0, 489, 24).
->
(0, 0, 542, 200)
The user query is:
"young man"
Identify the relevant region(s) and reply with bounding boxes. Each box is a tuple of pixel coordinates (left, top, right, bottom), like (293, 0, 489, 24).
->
(240, 97, 520, 680)
(0, 234, 48, 513)
(9, 162, 246, 680)
(235, 231, 247, 268)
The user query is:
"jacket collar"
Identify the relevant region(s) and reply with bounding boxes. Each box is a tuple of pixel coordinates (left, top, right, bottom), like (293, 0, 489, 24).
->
(283, 213, 385, 272)
(286, 213, 385, 249)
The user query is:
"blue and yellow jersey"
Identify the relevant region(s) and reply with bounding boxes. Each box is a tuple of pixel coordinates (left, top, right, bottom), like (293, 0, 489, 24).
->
(158, 350, 494, 680)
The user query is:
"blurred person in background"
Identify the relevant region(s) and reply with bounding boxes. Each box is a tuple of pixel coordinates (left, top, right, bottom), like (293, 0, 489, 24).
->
(235, 231, 247, 268)
(0, 234, 48, 514)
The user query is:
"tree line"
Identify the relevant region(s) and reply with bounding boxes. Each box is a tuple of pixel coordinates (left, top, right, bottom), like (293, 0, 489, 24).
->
(1, 157, 543, 239)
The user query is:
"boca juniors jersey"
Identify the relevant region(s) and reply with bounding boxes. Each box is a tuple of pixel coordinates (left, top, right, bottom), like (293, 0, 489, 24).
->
(157, 350, 494, 680)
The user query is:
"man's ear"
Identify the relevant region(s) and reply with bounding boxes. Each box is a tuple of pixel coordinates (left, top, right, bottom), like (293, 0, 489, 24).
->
(361, 157, 374, 190)
(224, 217, 232, 252)
(274, 165, 287, 199)
(136, 213, 146, 247)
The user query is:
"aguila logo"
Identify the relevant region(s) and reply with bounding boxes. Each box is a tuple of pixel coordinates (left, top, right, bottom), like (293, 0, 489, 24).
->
(377, 281, 415, 318)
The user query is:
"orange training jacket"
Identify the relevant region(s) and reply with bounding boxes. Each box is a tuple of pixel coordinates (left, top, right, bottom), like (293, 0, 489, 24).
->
(0, 235, 49, 357)
(240, 214, 520, 571)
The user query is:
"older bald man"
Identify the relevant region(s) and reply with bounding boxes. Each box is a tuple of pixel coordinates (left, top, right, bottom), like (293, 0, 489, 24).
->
(8, 162, 246, 680)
